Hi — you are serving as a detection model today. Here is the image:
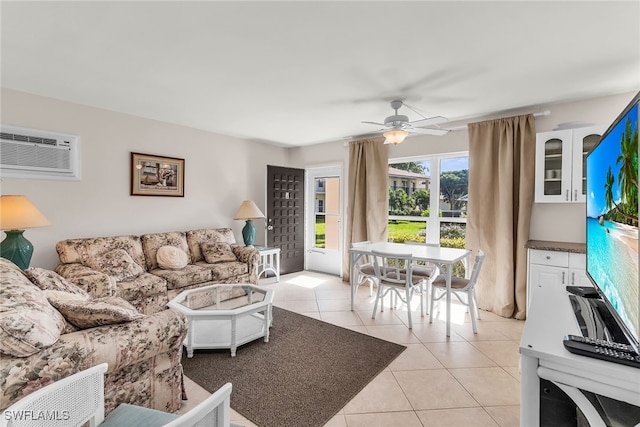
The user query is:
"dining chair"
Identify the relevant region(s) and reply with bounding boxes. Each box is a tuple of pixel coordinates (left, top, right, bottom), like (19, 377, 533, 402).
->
(403, 241, 441, 314)
(1, 363, 238, 427)
(429, 249, 486, 333)
(370, 250, 425, 329)
(351, 241, 377, 297)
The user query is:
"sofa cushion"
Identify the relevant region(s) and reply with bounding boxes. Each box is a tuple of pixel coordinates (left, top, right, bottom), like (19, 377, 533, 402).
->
(24, 267, 91, 297)
(126, 293, 170, 315)
(195, 261, 249, 281)
(116, 272, 168, 301)
(156, 246, 189, 270)
(86, 249, 145, 281)
(55, 263, 116, 298)
(57, 235, 146, 269)
(201, 242, 237, 264)
(47, 293, 144, 329)
(0, 259, 66, 357)
(141, 232, 190, 270)
(150, 265, 212, 290)
(186, 228, 236, 263)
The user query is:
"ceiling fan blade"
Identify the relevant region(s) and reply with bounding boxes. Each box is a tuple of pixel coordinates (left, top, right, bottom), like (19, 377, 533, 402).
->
(409, 116, 449, 128)
(361, 121, 385, 126)
(409, 127, 449, 136)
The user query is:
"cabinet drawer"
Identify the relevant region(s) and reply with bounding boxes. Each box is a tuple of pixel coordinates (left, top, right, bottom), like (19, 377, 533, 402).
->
(568, 252, 586, 269)
(529, 249, 569, 267)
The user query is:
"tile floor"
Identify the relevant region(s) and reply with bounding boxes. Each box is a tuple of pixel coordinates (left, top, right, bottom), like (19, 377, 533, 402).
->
(180, 271, 524, 427)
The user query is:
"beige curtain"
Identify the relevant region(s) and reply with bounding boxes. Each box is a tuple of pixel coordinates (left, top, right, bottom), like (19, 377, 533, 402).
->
(342, 137, 388, 282)
(466, 114, 535, 319)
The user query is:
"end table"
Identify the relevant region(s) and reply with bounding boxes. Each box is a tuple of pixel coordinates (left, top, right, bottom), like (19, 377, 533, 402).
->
(255, 246, 280, 282)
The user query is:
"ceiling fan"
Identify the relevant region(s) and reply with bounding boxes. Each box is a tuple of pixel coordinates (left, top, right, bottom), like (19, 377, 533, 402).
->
(362, 99, 449, 144)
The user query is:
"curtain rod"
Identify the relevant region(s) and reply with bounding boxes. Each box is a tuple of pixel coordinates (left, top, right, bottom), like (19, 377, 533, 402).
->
(446, 110, 551, 131)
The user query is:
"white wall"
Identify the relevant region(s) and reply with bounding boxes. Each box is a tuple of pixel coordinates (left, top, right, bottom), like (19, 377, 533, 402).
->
(1, 88, 288, 269)
(289, 91, 639, 245)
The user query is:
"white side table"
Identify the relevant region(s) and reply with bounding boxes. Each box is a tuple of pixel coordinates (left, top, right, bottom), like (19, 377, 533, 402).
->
(255, 246, 280, 282)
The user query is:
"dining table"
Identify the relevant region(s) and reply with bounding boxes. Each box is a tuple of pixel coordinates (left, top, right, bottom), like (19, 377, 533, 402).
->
(349, 241, 471, 337)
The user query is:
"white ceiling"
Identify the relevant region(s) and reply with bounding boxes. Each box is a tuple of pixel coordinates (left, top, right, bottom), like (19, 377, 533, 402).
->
(2, 1, 639, 147)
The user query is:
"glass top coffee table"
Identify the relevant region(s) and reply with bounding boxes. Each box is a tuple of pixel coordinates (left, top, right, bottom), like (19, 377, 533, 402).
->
(168, 284, 274, 357)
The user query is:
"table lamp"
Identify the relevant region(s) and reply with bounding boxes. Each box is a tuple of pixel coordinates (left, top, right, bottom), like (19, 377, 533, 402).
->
(0, 195, 51, 269)
(234, 200, 264, 246)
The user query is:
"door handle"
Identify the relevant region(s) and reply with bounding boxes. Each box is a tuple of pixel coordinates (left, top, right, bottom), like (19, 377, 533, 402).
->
(267, 225, 273, 231)
(309, 249, 325, 254)
(562, 271, 565, 285)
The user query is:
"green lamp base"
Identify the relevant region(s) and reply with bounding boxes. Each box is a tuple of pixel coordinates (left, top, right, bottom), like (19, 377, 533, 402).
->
(0, 230, 33, 270)
(242, 220, 256, 246)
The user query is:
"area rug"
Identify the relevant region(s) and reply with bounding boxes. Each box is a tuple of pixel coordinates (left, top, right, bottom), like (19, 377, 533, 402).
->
(181, 307, 406, 427)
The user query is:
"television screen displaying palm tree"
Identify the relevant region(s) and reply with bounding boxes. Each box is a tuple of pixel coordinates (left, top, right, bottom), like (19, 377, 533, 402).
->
(586, 92, 639, 348)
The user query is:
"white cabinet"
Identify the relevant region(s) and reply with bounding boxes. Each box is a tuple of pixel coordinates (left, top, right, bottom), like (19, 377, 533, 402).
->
(535, 126, 605, 203)
(527, 249, 589, 310)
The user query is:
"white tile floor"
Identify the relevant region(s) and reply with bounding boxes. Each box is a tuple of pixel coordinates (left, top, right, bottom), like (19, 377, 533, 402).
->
(181, 271, 523, 427)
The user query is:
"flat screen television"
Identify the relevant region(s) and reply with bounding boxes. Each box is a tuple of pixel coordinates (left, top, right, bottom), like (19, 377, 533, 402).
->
(586, 91, 640, 353)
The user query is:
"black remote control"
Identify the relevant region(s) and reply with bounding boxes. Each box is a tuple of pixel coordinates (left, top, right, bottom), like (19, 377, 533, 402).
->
(563, 335, 640, 368)
(566, 286, 600, 299)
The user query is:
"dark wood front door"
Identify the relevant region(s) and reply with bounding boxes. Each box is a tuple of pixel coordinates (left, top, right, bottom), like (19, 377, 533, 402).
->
(267, 165, 305, 275)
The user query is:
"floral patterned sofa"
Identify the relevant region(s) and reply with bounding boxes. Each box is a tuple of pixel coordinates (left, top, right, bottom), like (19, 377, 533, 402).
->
(55, 228, 260, 314)
(0, 257, 187, 414)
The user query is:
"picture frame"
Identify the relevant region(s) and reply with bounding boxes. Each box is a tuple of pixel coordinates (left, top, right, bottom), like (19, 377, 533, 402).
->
(131, 152, 185, 197)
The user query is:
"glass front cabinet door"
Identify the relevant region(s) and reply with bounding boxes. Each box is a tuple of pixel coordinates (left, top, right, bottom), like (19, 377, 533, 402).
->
(535, 126, 605, 203)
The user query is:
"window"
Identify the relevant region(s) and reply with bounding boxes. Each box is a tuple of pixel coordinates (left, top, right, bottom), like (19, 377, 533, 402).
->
(388, 155, 469, 250)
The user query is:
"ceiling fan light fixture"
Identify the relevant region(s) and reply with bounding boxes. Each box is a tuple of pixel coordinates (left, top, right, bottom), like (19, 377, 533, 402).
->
(383, 129, 409, 144)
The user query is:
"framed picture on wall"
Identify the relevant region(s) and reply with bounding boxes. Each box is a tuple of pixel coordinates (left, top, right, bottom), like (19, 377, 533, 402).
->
(131, 152, 185, 197)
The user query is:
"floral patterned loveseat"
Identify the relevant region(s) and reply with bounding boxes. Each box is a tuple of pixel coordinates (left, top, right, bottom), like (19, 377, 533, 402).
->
(55, 228, 260, 314)
(0, 258, 187, 414)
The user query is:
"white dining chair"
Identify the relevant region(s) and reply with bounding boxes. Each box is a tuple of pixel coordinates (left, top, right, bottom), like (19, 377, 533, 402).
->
(370, 250, 424, 329)
(429, 249, 486, 333)
(1, 363, 238, 427)
(351, 241, 377, 297)
(403, 241, 441, 313)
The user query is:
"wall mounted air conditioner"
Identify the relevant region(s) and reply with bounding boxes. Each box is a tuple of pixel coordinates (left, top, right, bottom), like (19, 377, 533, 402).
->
(0, 125, 81, 180)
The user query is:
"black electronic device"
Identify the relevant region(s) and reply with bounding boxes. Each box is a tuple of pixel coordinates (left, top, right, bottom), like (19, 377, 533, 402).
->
(563, 335, 640, 368)
(566, 286, 600, 299)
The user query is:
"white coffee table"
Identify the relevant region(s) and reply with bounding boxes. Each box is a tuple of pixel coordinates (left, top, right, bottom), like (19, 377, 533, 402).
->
(168, 284, 274, 357)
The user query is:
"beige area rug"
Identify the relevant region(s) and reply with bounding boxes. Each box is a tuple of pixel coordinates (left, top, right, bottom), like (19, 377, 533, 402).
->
(181, 307, 406, 427)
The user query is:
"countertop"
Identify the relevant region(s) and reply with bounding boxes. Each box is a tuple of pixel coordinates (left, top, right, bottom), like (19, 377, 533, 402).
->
(525, 240, 586, 254)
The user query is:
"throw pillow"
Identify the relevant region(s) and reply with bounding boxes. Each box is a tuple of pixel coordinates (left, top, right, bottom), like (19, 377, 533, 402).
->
(201, 242, 237, 264)
(24, 267, 91, 297)
(0, 268, 66, 357)
(156, 245, 189, 270)
(47, 294, 144, 329)
(86, 248, 145, 281)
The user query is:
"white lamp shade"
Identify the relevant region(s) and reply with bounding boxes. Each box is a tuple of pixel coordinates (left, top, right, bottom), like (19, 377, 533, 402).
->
(383, 129, 409, 144)
(0, 195, 51, 230)
(234, 200, 265, 220)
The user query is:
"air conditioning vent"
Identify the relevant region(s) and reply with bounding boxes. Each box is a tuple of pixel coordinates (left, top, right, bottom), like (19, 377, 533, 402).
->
(0, 125, 81, 180)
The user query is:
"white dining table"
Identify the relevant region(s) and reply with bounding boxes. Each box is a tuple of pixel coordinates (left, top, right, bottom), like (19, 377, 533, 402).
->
(349, 241, 471, 337)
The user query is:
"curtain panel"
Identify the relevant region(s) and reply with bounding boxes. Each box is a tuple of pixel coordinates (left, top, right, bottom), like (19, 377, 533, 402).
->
(466, 114, 535, 319)
(342, 137, 388, 282)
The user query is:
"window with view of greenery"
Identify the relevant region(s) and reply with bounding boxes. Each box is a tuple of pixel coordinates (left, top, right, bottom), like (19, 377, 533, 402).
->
(388, 156, 469, 274)
(388, 153, 469, 276)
